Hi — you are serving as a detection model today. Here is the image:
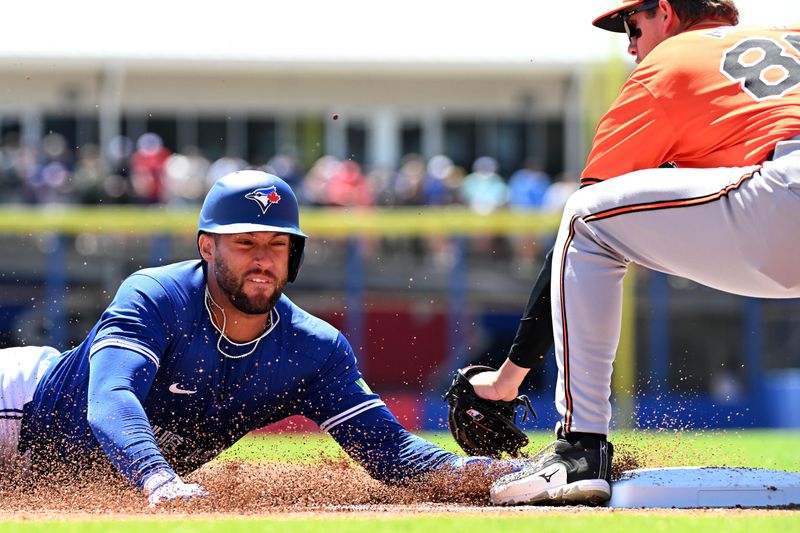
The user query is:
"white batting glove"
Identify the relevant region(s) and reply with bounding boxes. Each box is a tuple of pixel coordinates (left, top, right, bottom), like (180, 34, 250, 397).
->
(143, 469, 208, 508)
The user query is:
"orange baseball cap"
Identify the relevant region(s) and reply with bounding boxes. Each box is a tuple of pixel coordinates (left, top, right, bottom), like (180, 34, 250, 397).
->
(593, 0, 652, 33)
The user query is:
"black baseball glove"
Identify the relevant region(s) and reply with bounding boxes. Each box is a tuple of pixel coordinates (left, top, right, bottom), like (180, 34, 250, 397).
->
(445, 365, 536, 458)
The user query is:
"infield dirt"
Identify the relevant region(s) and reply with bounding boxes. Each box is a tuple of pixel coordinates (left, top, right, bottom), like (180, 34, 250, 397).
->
(0, 434, 796, 517)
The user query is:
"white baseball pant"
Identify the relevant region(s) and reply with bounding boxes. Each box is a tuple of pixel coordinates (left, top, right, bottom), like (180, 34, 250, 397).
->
(0, 345, 60, 470)
(552, 137, 800, 435)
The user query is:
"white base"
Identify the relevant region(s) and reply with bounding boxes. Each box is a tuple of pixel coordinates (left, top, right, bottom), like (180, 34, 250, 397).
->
(608, 467, 800, 508)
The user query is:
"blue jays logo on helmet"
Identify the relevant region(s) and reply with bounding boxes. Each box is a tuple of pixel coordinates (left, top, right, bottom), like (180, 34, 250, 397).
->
(245, 186, 282, 214)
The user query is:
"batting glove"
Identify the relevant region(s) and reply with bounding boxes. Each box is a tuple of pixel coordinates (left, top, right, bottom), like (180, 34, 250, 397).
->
(143, 468, 208, 508)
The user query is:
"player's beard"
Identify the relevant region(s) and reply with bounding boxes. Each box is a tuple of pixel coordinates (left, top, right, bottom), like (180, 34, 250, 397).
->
(213, 256, 287, 315)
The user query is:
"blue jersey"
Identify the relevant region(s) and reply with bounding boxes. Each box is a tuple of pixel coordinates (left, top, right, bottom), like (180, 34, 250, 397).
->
(21, 260, 478, 487)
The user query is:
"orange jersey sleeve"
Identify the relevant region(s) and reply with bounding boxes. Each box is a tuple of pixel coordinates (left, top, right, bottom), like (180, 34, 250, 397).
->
(582, 25, 800, 185)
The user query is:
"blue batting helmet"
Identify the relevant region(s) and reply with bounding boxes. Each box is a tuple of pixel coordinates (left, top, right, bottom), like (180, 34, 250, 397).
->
(198, 170, 307, 282)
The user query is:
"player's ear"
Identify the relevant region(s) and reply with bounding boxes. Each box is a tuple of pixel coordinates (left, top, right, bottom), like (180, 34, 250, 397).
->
(198, 233, 215, 262)
(659, 0, 679, 33)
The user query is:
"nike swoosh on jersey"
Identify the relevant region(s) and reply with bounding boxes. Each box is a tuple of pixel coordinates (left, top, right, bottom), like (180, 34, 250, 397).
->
(168, 383, 197, 395)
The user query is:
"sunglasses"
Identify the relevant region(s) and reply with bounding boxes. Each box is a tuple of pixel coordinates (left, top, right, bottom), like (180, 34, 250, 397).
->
(621, 0, 660, 40)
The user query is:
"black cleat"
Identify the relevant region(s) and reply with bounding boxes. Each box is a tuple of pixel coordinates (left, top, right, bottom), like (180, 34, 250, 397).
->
(490, 431, 613, 505)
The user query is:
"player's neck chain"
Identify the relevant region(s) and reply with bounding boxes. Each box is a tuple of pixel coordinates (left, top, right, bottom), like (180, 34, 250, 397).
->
(204, 285, 279, 359)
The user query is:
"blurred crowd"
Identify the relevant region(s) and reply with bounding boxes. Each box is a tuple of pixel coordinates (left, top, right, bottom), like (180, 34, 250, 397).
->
(0, 131, 578, 212)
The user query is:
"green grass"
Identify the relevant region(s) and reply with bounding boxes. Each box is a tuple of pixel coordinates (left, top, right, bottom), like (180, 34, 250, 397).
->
(219, 430, 800, 472)
(3, 515, 800, 533)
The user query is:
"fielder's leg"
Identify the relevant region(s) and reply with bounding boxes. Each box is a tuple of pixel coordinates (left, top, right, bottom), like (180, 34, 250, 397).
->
(492, 144, 800, 505)
(556, 155, 800, 437)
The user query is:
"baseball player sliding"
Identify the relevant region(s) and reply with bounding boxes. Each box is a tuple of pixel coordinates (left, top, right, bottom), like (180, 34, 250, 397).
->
(0, 171, 526, 507)
(471, 0, 800, 505)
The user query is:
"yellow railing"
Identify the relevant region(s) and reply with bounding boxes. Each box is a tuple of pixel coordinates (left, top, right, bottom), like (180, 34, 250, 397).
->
(0, 205, 561, 237)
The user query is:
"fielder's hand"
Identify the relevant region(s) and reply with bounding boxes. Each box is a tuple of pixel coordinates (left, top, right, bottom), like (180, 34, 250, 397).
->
(468, 368, 518, 401)
(468, 359, 530, 402)
(143, 469, 208, 508)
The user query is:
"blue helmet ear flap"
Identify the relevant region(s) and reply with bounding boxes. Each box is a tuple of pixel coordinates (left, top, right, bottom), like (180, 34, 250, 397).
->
(288, 235, 305, 283)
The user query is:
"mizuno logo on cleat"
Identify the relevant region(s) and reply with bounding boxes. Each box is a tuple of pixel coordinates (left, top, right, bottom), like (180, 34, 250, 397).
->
(539, 469, 559, 482)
